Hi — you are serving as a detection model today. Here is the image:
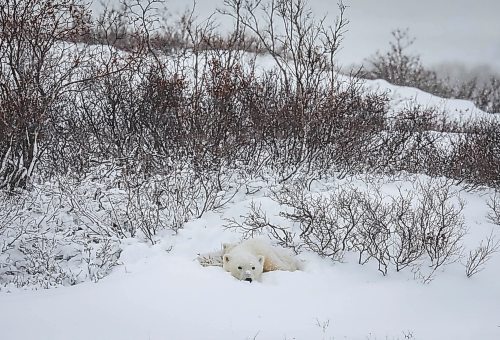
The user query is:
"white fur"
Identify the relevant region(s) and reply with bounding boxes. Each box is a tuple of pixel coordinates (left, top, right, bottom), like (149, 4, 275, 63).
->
(222, 238, 300, 282)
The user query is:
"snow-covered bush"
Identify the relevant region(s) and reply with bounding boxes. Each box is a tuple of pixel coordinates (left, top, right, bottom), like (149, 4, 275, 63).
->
(58, 164, 242, 242)
(228, 178, 467, 280)
(0, 185, 121, 290)
(0, 0, 141, 191)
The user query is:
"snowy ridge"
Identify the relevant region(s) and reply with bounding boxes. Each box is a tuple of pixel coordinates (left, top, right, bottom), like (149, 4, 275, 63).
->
(366, 78, 500, 120)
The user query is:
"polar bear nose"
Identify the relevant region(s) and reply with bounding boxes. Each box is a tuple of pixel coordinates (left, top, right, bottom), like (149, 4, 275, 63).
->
(244, 278, 253, 283)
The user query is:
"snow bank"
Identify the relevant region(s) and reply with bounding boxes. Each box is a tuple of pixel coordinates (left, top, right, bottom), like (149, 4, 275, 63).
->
(1, 175, 499, 340)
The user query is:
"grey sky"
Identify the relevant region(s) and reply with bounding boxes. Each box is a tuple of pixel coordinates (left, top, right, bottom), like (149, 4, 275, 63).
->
(338, 0, 500, 70)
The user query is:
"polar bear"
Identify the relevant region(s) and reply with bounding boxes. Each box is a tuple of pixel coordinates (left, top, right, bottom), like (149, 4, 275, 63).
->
(222, 238, 300, 282)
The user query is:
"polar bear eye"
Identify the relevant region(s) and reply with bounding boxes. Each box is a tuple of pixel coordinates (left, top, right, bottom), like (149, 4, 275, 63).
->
(237, 266, 242, 270)
(252, 266, 255, 270)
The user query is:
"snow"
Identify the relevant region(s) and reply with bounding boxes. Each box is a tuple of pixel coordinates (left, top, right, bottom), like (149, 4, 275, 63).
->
(365, 78, 500, 118)
(1, 174, 500, 340)
(2, 2, 500, 338)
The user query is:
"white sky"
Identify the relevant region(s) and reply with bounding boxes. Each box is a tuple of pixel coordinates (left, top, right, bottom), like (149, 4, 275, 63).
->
(92, 0, 500, 71)
(337, 0, 500, 70)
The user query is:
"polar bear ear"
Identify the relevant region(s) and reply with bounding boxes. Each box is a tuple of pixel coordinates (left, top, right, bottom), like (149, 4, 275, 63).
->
(223, 254, 230, 263)
(258, 255, 265, 264)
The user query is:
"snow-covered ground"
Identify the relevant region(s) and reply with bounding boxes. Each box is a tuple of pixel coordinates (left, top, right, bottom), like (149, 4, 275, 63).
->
(1, 170, 499, 340)
(365, 78, 500, 118)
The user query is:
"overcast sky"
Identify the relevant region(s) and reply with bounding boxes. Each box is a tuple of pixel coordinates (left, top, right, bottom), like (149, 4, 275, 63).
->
(337, 0, 500, 70)
(92, 0, 500, 71)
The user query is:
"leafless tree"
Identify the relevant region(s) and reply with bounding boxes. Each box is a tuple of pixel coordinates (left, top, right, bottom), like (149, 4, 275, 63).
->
(0, 0, 144, 190)
(365, 29, 449, 96)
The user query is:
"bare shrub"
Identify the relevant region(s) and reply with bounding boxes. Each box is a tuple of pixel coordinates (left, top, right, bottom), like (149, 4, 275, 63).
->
(227, 178, 466, 279)
(365, 29, 449, 96)
(464, 232, 500, 278)
(225, 201, 297, 250)
(0, 0, 142, 190)
(417, 181, 466, 269)
(0, 0, 87, 189)
(472, 76, 500, 113)
(119, 166, 243, 241)
(451, 73, 500, 114)
(57, 163, 242, 244)
(370, 103, 499, 189)
(447, 120, 500, 188)
(487, 192, 500, 226)
(221, 0, 348, 95)
(271, 184, 363, 261)
(48, 67, 188, 175)
(372, 104, 445, 175)
(351, 187, 392, 274)
(389, 189, 426, 272)
(217, 0, 391, 180)
(89, 0, 168, 53)
(392, 105, 441, 132)
(232, 75, 388, 181)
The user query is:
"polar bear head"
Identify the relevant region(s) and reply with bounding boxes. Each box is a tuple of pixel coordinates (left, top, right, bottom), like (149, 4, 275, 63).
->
(222, 250, 264, 283)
